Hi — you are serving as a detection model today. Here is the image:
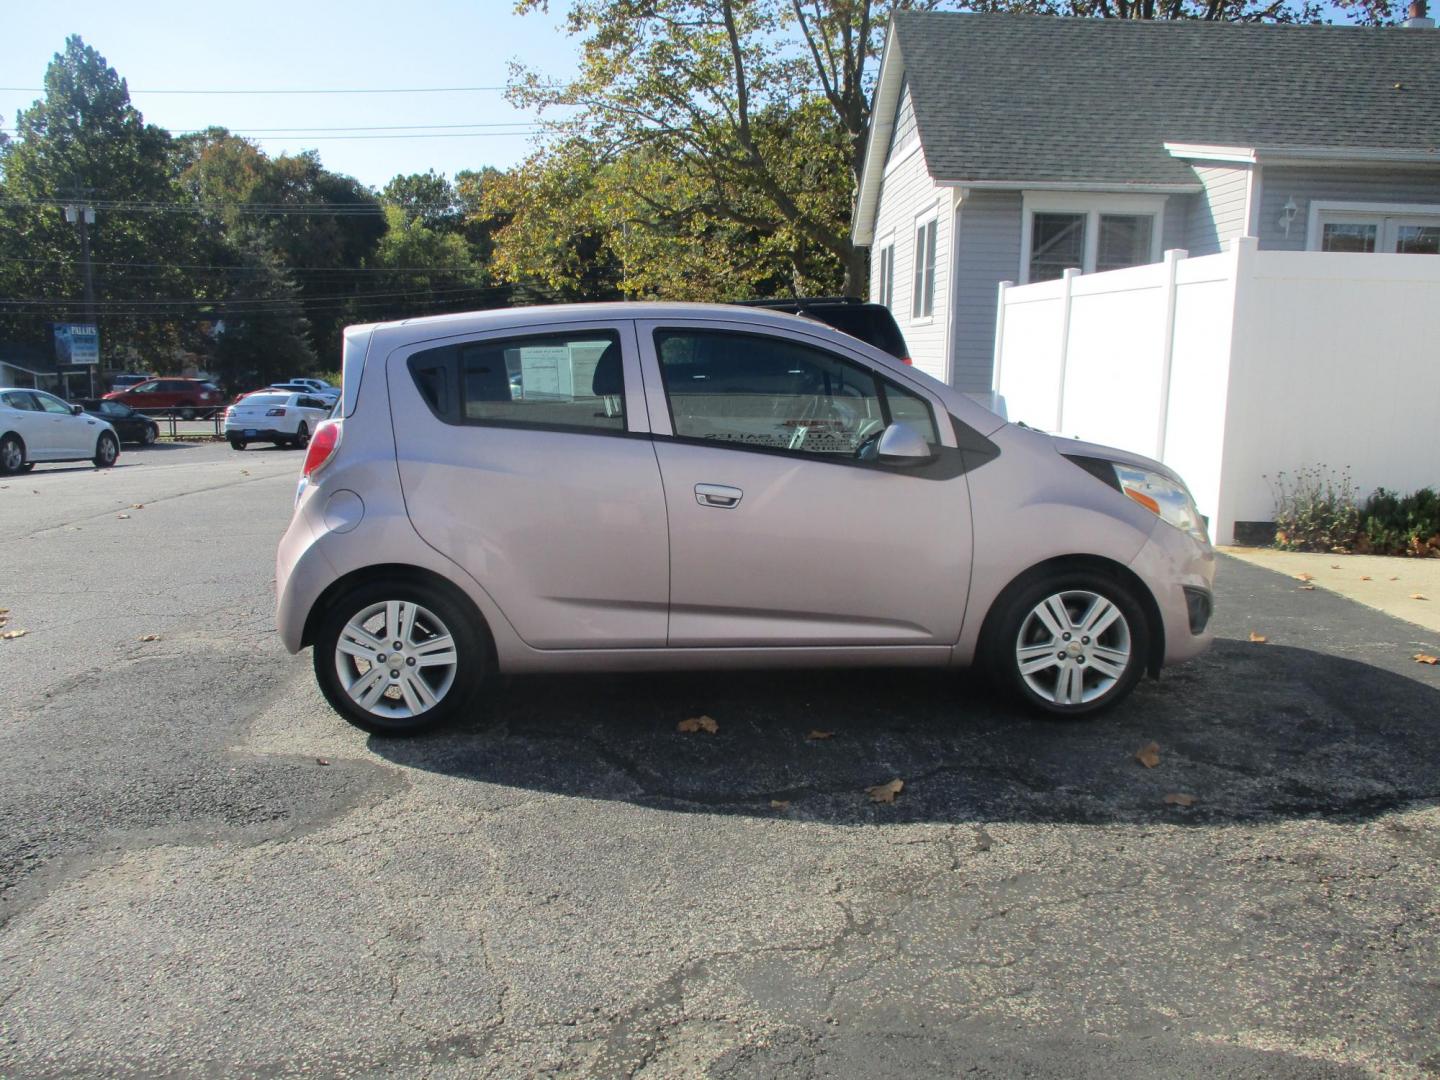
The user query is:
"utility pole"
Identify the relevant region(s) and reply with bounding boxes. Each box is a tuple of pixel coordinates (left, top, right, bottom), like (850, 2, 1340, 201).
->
(63, 194, 99, 397)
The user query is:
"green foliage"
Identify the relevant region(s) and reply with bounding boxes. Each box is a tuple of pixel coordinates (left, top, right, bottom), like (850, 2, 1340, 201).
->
(1268, 466, 1361, 553)
(1359, 488, 1440, 557)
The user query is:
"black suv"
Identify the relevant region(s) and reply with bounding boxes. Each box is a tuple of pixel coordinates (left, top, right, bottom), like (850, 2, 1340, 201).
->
(736, 297, 910, 364)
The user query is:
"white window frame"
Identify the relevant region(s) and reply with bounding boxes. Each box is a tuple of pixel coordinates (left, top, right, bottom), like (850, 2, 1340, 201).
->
(1305, 200, 1440, 253)
(874, 236, 895, 309)
(911, 211, 938, 322)
(1018, 192, 1167, 284)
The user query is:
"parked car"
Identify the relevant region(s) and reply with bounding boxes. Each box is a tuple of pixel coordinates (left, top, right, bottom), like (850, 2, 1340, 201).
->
(267, 381, 340, 405)
(276, 303, 1215, 736)
(224, 392, 332, 450)
(76, 398, 160, 446)
(288, 378, 336, 395)
(1, 388, 120, 472)
(737, 297, 911, 364)
(103, 377, 224, 419)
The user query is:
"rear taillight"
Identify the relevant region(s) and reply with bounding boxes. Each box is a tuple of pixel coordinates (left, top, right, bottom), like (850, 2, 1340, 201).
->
(224, 407, 233, 420)
(266, 407, 287, 417)
(302, 419, 341, 478)
(900, 356, 913, 366)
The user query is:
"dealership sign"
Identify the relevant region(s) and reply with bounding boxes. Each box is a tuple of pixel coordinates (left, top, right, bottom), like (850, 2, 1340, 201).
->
(53, 323, 100, 367)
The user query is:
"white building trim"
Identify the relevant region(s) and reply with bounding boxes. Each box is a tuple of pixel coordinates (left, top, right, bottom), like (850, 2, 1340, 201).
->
(1017, 191, 1167, 284)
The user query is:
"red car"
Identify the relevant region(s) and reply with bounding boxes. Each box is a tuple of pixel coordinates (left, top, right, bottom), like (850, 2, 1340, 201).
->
(104, 377, 224, 419)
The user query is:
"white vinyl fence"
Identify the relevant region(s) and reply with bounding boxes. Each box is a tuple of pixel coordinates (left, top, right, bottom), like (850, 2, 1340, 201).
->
(992, 237, 1440, 545)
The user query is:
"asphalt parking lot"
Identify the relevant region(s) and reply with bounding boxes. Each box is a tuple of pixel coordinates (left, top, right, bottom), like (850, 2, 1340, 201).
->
(1, 442, 1438, 1078)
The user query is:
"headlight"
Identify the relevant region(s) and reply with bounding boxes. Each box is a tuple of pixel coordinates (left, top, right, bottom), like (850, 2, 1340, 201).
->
(1113, 464, 1208, 543)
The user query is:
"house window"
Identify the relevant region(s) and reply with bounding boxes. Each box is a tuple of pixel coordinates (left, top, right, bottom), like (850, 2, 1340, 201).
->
(912, 218, 937, 319)
(1020, 193, 1165, 283)
(1310, 202, 1440, 255)
(875, 243, 895, 308)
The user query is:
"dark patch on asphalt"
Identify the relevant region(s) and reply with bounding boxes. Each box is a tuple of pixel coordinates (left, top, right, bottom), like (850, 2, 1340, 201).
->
(0, 647, 401, 928)
(373, 556, 1440, 824)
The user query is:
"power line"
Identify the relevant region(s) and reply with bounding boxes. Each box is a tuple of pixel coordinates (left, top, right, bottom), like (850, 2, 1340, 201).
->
(0, 85, 515, 95)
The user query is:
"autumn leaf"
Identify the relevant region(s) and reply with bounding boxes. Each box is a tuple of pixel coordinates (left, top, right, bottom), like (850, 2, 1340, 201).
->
(865, 778, 904, 804)
(316, 757, 331, 766)
(1, 629, 27, 640)
(1330, 564, 1341, 570)
(1360, 576, 1372, 581)
(769, 799, 790, 810)
(138, 634, 160, 642)
(1298, 584, 1316, 591)
(1411, 594, 1429, 601)
(1164, 792, 1196, 807)
(1134, 741, 1161, 768)
(1389, 576, 1400, 581)
(677, 715, 718, 734)
(1414, 653, 1439, 666)
(806, 729, 834, 741)
(116, 513, 130, 520)
(1295, 573, 1314, 582)
(1249, 631, 1268, 643)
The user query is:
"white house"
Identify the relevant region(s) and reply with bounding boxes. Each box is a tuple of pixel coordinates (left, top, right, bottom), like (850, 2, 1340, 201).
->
(851, 11, 1440, 393)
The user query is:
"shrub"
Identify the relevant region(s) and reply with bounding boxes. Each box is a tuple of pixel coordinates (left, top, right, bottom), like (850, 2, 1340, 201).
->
(1359, 487, 1440, 557)
(1268, 466, 1361, 552)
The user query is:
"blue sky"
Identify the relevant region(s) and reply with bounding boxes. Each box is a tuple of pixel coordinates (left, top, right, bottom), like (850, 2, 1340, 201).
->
(0, 0, 581, 190)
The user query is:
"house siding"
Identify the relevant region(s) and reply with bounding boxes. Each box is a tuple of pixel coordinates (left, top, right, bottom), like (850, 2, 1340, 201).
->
(1186, 164, 1252, 255)
(869, 145, 951, 382)
(952, 190, 1022, 393)
(1256, 166, 1440, 251)
(1161, 194, 1191, 254)
(886, 80, 918, 163)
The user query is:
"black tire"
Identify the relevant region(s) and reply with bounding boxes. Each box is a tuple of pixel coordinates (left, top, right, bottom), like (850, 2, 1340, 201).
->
(312, 579, 488, 737)
(293, 421, 310, 449)
(93, 432, 119, 469)
(142, 424, 158, 446)
(0, 433, 24, 474)
(229, 438, 246, 451)
(179, 406, 196, 421)
(986, 569, 1149, 717)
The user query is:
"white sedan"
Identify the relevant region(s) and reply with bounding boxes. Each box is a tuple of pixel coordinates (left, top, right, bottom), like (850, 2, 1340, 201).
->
(225, 392, 333, 450)
(0, 387, 120, 472)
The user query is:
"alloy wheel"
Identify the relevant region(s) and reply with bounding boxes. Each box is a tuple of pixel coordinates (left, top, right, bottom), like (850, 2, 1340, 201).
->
(1014, 589, 1132, 706)
(0, 437, 22, 472)
(334, 600, 460, 720)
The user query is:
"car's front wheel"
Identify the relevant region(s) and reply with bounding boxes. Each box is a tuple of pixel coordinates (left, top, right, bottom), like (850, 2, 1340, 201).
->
(93, 432, 119, 469)
(313, 581, 487, 736)
(989, 571, 1148, 716)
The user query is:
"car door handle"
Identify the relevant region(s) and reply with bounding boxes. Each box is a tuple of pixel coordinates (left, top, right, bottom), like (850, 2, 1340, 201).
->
(695, 483, 742, 508)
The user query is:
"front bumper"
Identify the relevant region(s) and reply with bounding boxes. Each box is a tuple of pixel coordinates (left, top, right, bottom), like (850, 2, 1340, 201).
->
(1128, 523, 1216, 667)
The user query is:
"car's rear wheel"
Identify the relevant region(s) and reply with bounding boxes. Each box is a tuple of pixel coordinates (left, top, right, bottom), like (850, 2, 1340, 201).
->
(313, 581, 487, 736)
(293, 421, 310, 449)
(229, 438, 246, 451)
(179, 406, 196, 420)
(0, 434, 24, 474)
(93, 432, 119, 469)
(988, 571, 1148, 716)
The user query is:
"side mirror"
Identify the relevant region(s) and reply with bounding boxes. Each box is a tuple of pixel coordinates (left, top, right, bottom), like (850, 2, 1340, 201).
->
(876, 421, 933, 465)
(71, 404, 84, 415)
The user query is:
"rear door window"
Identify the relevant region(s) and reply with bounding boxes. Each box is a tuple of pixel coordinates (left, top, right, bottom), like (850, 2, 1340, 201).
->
(408, 330, 625, 435)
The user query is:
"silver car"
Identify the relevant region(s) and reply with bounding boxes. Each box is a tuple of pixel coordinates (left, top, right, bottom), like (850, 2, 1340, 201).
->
(276, 303, 1214, 735)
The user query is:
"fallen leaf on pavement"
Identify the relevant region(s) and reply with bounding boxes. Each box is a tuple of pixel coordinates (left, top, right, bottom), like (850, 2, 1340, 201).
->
(138, 634, 160, 642)
(1134, 741, 1161, 768)
(806, 729, 834, 740)
(865, 778, 904, 804)
(1360, 575, 1372, 581)
(1389, 576, 1400, 581)
(1330, 564, 1341, 570)
(0, 608, 8, 616)
(1295, 572, 1314, 582)
(116, 513, 130, 519)
(1298, 584, 1316, 591)
(1414, 653, 1439, 666)
(1412, 594, 1429, 601)
(1, 629, 27, 640)
(677, 715, 718, 734)
(240, 470, 250, 476)
(769, 799, 790, 810)
(316, 757, 330, 766)
(130, 503, 144, 510)
(1164, 792, 1196, 807)
(1249, 631, 1268, 643)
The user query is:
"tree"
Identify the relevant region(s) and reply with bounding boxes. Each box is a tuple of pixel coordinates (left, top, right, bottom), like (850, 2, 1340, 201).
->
(0, 36, 206, 368)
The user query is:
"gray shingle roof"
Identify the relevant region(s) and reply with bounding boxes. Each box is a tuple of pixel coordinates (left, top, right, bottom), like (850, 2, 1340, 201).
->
(893, 12, 1440, 186)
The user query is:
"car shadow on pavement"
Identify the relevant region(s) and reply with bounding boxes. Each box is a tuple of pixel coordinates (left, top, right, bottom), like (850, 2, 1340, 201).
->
(369, 639, 1440, 825)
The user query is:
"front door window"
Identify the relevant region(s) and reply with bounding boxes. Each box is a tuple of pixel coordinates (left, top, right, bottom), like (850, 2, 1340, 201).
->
(1317, 210, 1440, 254)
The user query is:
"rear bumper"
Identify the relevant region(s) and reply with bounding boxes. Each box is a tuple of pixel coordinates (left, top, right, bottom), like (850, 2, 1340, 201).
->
(226, 425, 294, 442)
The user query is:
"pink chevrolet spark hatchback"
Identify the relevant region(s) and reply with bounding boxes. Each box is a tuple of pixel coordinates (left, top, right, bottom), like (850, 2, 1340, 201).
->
(276, 303, 1214, 736)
